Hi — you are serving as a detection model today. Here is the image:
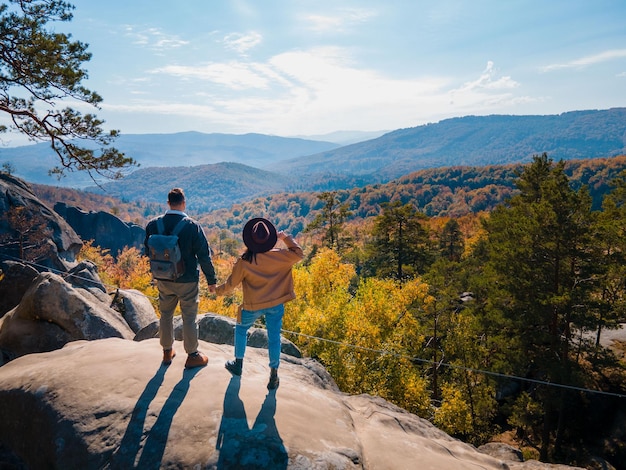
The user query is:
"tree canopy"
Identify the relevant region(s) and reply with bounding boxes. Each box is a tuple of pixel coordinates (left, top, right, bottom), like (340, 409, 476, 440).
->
(0, 0, 135, 180)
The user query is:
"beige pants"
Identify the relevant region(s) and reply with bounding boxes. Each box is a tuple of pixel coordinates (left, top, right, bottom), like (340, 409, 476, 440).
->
(157, 280, 199, 354)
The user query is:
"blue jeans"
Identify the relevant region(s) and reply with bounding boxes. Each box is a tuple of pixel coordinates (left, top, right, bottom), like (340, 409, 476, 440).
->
(235, 304, 284, 369)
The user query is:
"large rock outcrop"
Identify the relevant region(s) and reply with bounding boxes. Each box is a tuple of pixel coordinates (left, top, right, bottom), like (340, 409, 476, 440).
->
(0, 262, 301, 366)
(0, 174, 83, 271)
(0, 338, 584, 469)
(54, 202, 145, 257)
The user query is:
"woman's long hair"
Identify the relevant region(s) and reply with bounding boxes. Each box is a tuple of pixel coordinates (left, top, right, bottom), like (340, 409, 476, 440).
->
(242, 250, 256, 263)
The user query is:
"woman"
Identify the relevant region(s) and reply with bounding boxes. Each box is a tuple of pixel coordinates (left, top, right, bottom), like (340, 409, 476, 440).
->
(216, 218, 304, 389)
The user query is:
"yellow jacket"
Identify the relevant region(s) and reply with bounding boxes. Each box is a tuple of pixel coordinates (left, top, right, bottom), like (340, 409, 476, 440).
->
(216, 235, 304, 311)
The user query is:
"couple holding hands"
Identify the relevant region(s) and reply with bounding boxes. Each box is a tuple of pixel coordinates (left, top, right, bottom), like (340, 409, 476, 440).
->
(144, 188, 304, 390)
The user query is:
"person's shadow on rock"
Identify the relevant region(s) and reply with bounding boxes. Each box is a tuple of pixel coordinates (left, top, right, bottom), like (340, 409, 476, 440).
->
(137, 367, 201, 469)
(111, 363, 168, 469)
(111, 365, 201, 470)
(215, 376, 288, 469)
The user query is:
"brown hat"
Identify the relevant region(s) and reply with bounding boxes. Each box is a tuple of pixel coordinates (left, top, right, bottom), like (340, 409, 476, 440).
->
(242, 218, 277, 253)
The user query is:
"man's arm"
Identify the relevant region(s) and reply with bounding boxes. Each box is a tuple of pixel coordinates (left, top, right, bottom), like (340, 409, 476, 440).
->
(193, 224, 217, 291)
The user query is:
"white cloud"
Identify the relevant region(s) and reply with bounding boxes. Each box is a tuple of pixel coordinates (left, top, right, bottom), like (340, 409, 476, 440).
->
(541, 49, 626, 72)
(123, 25, 189, 51)
(447, 62, 529, 111)
(456, 61, 519, 92)
(134, 51, 533, 135)
(302, 7, 377, 33)
(152, 62, 271, 90)
(222, 32, 262, 56)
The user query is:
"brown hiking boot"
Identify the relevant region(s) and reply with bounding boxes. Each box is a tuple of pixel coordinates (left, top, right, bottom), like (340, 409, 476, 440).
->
(185, 351, 208, 369)
(162, 349, 176, 365)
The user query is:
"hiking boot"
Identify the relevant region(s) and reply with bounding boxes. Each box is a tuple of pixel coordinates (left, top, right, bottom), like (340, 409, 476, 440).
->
(162, 348, 176, 365)
(185, 351, 208, 369)
(267, 368, 279, 390)
(225, 359, 243, 376)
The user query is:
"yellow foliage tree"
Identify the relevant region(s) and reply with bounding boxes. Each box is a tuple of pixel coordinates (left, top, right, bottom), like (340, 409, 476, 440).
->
(284, 248, 434, 416)
(78, 242, 158, 305)
(433, 383, 473, 435)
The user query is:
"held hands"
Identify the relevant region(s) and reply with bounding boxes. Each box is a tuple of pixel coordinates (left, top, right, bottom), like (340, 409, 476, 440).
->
(208, 284, 217, 294)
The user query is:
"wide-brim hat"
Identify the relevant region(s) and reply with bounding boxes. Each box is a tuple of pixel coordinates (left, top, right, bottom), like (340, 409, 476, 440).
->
(242, 218, 277, 254)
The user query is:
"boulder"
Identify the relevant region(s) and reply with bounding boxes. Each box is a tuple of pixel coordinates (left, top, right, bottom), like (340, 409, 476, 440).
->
(66, 259, 107, 293)
(0, 174, 82, 271)
(0, 272, 134, 358)
(109, 289, 159, 334)
(0, 338, 585, 469)
(0, 260, 38, 317)
(479, 442, 524, 462)
(135, 313, 302, 359)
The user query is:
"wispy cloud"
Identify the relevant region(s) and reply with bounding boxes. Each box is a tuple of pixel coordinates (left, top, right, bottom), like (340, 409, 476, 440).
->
(541, 49, 626, 72)
(302, 7, 377, 33)
(456, 61, 519, 91)
(141, 50, 532, 134)
(222, 31, 262, 56)
(123, 25, 189, 51)
(447, 61, 534, 110)
(152, 62, 271, 90)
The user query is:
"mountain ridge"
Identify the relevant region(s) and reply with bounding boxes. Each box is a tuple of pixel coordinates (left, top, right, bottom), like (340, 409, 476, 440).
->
(6, 108, 626, 211)
(267, 108, 626, 181)
(0, 132, 341, 188)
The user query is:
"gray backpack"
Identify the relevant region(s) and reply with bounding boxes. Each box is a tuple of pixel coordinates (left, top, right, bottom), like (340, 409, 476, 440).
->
(147, 217, 188, 280)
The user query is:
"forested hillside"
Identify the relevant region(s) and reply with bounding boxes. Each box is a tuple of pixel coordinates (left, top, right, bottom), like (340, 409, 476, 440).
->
(87, 162, 296, 213)
(196, 155, 626, 238)
(32, 155, 626, 235)
(268, 108, 626, 181)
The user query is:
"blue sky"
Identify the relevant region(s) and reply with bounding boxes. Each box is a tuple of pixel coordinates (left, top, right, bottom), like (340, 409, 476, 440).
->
(4, 0, 626, 144)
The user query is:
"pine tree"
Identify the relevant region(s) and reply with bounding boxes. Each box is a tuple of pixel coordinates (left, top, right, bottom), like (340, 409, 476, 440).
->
(0, 0, 135, 181)
(363, 201, 431, 280)
(481, 154, 600, 460)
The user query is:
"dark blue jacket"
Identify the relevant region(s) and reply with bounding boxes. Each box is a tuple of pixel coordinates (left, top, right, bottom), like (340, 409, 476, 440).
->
(144, 211, 217, 284)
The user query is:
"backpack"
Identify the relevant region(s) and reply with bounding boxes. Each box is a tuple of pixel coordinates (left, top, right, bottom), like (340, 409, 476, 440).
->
(147, 217, 188, 281)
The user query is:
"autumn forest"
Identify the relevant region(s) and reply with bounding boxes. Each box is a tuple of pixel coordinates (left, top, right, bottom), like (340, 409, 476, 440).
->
(26, 153, 626, 468)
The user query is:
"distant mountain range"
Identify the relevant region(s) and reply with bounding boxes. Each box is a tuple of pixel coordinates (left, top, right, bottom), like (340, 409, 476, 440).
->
(266, 108, 626, 181)
(3, 108, 625, 211)
(0, 132, 341, 188)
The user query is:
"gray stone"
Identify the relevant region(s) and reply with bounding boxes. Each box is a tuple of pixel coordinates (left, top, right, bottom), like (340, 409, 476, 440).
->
(479, 442, 524, 462)
(66, 259, 107, 293)
(0, 272, 134, 358)
(109, 288, 158, 334)
(54, 202, 145, 257)
(0, 260, 38, 317)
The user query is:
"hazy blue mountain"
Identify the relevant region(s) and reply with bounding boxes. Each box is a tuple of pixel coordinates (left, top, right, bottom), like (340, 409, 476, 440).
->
(0, 131, 340, 188)
(268, 108, 626, 182)
(87, 161, 295, 213)
(293, 129, 390, 145)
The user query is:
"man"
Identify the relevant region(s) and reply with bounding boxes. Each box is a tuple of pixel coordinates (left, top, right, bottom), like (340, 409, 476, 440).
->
(144, 188, 217, 368)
